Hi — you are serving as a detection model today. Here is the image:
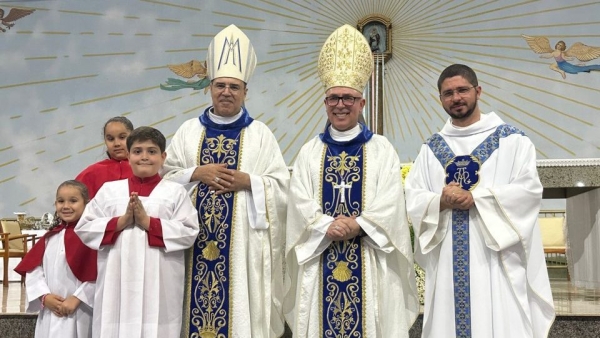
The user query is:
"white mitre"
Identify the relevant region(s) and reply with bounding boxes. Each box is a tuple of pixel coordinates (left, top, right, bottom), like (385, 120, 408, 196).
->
(318, 24, 374, 92)
(206, 24, 257, 83)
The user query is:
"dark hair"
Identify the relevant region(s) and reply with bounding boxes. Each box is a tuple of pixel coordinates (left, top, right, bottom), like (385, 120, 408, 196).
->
(126, 126, 166, 152)
(103, 116, 134, 136)
(103, 116, 134, 159)
(50, 180, 89, 229)
(437, 64, 478, 92)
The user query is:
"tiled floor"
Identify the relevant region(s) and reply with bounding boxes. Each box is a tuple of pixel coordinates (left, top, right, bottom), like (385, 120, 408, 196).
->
(2, 279, 599, 316)
(0, 283, 27, 314)
(552, 280, 600, 316)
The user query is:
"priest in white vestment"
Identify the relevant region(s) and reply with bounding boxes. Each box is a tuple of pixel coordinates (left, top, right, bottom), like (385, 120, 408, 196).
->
(76, 127, 200, 338)
(284, 24, 418, 338)
(405, 64, 555, 338)
(161, 24, 289, 338)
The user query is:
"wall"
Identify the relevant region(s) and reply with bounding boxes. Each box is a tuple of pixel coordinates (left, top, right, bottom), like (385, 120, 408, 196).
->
(1, 0, 599, 215)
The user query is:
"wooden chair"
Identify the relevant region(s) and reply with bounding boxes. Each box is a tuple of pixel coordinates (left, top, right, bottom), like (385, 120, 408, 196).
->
(539, 216, 569, 280)
(0, 218, 38, 287)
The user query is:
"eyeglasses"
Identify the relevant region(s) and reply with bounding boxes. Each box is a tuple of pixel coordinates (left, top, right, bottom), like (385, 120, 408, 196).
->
(212, 82, 243, 93)
(325, 96, 362, 106)
(440, 86, 475, 100)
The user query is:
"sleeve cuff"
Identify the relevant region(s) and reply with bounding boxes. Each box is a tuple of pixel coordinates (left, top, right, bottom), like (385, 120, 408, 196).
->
(147, 217, 165, 247)
(100, 217, 122, 246)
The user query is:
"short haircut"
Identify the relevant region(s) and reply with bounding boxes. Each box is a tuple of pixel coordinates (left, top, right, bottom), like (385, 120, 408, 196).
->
(437, 64, 478, 92)
(126, 126, 166, 152)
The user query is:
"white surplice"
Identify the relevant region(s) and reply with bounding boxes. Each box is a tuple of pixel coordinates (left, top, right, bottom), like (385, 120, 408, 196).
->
(25, 231, 94, 338)
(75, 179, 199, 338)
(161, 116, 289, 338)
(284, 132, 419, 338)
(405, 112, 555, 338)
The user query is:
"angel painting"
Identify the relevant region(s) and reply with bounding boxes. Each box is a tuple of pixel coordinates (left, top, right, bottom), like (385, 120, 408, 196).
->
(160, 59, 211, 92)
(0, 7, 35, 32)
(522, 34, 600, 79)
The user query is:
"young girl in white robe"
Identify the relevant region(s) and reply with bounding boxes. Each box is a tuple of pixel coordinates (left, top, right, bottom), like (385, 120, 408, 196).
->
(15, 180, 97, 338)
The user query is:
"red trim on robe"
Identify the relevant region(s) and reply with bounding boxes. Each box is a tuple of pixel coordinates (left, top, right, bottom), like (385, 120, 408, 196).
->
(100, 174, 166, 247)
(100, 217, 121, 246)
(147, 217, 165, 248)
(14, 221, 98, 282)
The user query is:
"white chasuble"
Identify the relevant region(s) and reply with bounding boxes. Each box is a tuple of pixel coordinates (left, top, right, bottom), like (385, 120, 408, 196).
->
(285, 131, 418, 338)
(162, 109, 289, 338)
(406, 112, 555, 338)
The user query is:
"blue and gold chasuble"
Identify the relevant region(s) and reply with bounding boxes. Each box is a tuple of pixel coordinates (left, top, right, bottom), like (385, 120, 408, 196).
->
(183, 107, 253, 338)
(319, 125, 373, 338)
(426, 124, 524, 338)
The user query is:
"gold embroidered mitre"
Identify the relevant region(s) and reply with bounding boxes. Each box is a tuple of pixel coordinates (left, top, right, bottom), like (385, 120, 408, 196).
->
(318, 24, 374, 92)
(207, 24, 257, 83)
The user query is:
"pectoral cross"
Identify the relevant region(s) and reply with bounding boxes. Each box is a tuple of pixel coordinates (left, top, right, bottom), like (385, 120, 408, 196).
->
(334, 180, 352, 203)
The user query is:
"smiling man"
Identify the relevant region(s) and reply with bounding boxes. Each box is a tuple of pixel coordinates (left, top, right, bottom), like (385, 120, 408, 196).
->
(161, 24, 289, 338)
(405, 64, 555, 338)
(284, 24, 418, 338)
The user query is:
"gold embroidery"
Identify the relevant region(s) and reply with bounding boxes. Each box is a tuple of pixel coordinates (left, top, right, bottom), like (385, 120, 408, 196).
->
(320, 144, 367, 337)
(332, 261, 352, 282)
(202, 241, 220, 261)
(201, 133, 239, 164)
(318, 24, 374, 93)
(190, 130, 243, 337)
(331, 293, 356, 335)
(327, 151, 360, 177)
(197, 271, 222, 338)
(324, 149, 362, 217)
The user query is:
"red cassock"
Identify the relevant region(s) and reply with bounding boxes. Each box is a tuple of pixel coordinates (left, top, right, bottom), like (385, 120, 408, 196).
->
(76, 158, 132, 199)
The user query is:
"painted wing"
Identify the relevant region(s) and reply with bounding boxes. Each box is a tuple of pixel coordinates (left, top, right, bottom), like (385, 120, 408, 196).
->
(167, 60, 207, 79)
(564, 42, 600, 62)
(2, 8, 35, 23)
(521, 34, 553, 54)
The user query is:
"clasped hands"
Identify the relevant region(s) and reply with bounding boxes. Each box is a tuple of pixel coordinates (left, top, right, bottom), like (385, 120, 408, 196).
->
(43, 294, 81, 317)
(192, 163, 250, 195)
(326, 215, 362, 241)
(441, 182, 475, 211)
(117, 192, 150, 231)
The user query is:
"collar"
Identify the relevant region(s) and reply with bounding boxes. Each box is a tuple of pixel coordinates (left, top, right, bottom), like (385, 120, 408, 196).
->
(441, 112, 504, 137)
(320, 122, 373, 146)
(329, 123, 362, 142)
(128, 174, 161, 197)
(199, 106, 254, 130)
(208, 108, 244, 124)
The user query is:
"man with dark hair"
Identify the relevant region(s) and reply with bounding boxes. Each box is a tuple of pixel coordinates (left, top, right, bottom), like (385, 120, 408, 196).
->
(405, 64, 555, 337)
(161, 24, 289, 338)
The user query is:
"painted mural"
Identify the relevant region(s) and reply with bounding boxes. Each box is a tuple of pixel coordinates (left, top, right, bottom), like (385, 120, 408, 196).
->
(1, 0, 599, 216)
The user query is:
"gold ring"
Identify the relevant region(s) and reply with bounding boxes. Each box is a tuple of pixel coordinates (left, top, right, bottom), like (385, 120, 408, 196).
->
(214, 177, 220, 183)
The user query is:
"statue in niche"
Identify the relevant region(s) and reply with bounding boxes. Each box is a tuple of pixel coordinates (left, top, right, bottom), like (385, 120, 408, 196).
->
(369, 27, 381, 52)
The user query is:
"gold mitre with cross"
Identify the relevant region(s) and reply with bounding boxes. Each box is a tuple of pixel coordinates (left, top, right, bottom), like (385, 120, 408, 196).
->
(207, 24, 257, 83)
(318, 24, 374, 93)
